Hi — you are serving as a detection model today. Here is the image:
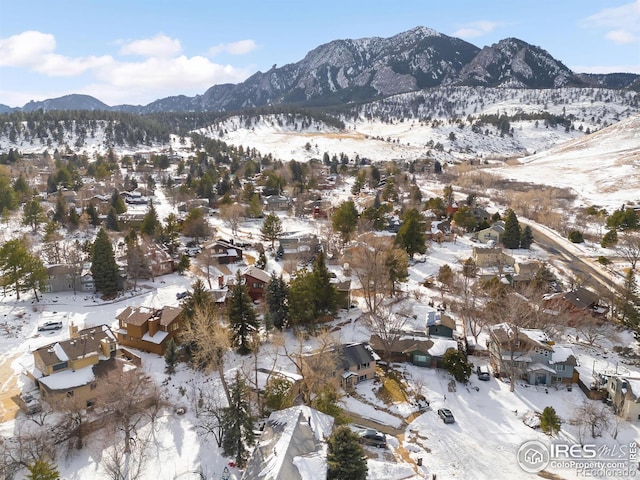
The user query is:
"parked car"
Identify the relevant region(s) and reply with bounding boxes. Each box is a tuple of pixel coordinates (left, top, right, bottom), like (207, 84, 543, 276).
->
(358, 428, 387, 448)
(477, 365, 491, 381)
(176, 291, 189, 300)
(38, 320, 63, 331)
(19, 392, 42, 414)
(438, 408, 455, 424)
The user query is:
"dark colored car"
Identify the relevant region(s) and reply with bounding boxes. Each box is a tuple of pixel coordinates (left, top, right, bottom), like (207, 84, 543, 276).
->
(477, 365, 491, 381)
(176, 291, 189, 300)
(359, 428, 387, 447)
(438, 408, 455, 424)
(38, 320, 63, 331)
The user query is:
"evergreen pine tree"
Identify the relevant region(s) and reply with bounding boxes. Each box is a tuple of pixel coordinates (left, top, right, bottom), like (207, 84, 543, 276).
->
(260, 213, 283, 249)
(540, 406, 561, 436)
(227, 272, 258, 355)
(520, 225, 534, 249)
(105, 207, 119, 231)
(327, 426, 368, 480)
(85, 202, 100, 227)
(176, 253, 190, 274)
(265, 273, 289, 330)
(395, 208, 427, 258)
(140, 200, 161, 238)
(110, 189, 127, 214)
(311, 250, 337, 315)
(502, 209, 521, 249)
(91, 228, 119, 296)
(26, 459, 60, 480)
(443, 349, 472, 383)
(164, 338, 178, 374)
(221, 371, 255, 468)
(617, 270, 640, 333)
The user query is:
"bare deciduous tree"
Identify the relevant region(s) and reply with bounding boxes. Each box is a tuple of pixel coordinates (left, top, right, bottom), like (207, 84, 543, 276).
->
(364, 305, 408, 363)
(349, 234, 393, 315)
(277, 330, 341, 405)
(220, 204, 245, 240)
(618, 232, 640, 271)
(180, 307, 232, 404)
(572, 402, 610, 441)
(194, 388, 227, 448)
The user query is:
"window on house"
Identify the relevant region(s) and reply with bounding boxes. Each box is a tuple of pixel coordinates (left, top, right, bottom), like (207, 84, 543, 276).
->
(130, 336, 133, 342)
(67, 391, 74, 397)
(358, 375, 367, 382)
(415, 354, 428, 363)
(555, 365, 565, 372)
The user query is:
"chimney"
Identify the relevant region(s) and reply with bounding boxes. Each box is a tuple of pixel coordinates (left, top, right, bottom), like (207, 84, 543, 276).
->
(218, 275, 224, 289)
(69, 322, 79, 339)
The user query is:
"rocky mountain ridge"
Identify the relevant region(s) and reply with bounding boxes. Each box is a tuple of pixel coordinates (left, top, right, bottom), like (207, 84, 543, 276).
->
(3, 26, 639, 114)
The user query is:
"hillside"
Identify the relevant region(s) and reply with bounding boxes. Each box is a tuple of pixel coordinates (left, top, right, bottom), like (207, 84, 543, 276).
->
(492, 114, 640, 210)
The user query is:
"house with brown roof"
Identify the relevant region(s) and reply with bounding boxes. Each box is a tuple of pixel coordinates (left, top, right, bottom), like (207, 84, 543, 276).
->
(369, 332, 458, 368)
(30, 324, 119, 409)
(116, 305, 183, 355)
(472, 246, 515, 268)
(242, 265, 272, 302)
(203, 239, 243, 264)
(544, 286, 607, 317)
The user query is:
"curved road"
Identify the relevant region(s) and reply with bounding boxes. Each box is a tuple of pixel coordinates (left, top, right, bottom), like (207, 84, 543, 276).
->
(520, 220, 618, 293)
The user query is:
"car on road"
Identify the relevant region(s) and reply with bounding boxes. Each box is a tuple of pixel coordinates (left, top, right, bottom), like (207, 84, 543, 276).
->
(358, 428, 387, 448)
(438, 408, 455, 424)
(38, 320, 63, 331)
(477, 365, 491, 381)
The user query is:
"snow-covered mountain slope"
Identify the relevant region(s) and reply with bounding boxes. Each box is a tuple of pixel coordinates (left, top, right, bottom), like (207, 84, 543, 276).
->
(492, 114, 640, 210)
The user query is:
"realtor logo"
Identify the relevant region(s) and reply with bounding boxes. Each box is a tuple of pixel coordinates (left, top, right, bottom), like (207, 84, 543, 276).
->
(517, 440, 550, 473)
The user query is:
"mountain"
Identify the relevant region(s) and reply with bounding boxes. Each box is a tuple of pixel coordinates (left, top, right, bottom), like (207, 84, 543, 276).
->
(455, 38, 580, 88)
(4, 27, 640, 113)
(21, 94, 113, 112)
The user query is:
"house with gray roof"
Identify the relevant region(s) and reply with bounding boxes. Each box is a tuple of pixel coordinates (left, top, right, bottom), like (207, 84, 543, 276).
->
(242, 405, 334, 480)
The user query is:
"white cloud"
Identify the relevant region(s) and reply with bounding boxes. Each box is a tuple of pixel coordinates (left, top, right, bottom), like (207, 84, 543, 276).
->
(0, 30, 55, 67)
(584, 0, 640, 44)
(0, 30, 255, 105)
(605, 30, 638, 44)
(119, 34, 182, 57)
(452, 21, 500, 39)
(208, 39, 257, 56)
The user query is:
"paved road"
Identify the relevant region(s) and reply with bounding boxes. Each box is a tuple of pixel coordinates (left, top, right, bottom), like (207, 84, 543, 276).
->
(520, 220, 618, 293)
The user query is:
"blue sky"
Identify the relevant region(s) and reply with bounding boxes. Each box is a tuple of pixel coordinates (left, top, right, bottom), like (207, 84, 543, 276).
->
(1, 0, 639, 107)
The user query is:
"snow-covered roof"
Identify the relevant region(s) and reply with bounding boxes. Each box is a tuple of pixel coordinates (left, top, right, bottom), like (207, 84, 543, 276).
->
(141, 330, 169, 344)
(428, 338, 458, 357)
(38, 365, 95, 391)
(550, 345, 576, 364)
(526, 363, 556, 374)
(243, 406, 334, 480)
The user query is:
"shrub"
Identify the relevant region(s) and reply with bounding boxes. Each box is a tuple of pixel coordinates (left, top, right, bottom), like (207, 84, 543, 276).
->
(568, 230, 584, 243)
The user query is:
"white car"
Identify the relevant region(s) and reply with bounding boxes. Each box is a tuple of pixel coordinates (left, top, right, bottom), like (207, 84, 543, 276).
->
(38, 320, 63, 331)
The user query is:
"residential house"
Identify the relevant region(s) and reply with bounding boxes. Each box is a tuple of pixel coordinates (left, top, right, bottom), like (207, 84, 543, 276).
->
(332, 279, 352, 310)
(242, 265, 272, 302)
(147, 244, 174, 277)
(473, 221, 505, 245)
(369, 333, 458, 368)
(43, 264, 93, 294)
(511, 261, 540, 284)
(544, 286, 607, 317)
(30, 324, 119, 409)
(488, 324, 577, 386)
(472, 246, 515, 268)
(242, 406, 334, 480)
(607, 376, 640, 421)
(426, 311, 457, 338)
(264, 194, 291, 212)
(470, 207, 491, 225)
(203, 239, 243, 264)
(426, 220, 455, 243)
(116, 305, 183, 355)
(339, 343, 378, 390)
